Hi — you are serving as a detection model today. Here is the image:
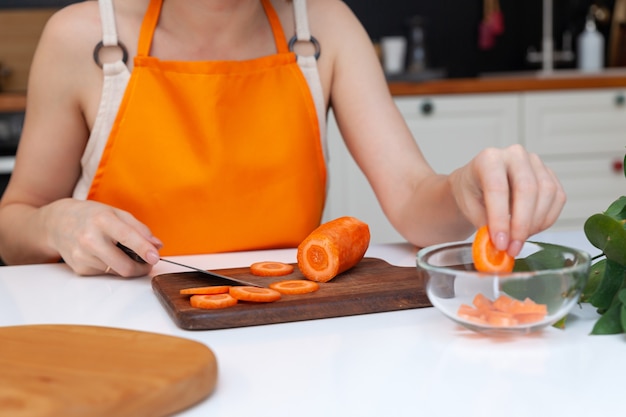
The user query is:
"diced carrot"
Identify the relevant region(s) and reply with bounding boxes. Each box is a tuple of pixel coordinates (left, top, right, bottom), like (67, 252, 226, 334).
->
(269, 279, 320, 295)
(190, 293, 238, 309)
(180, 285, 231, 295)
(297, 216, 370, 283)
(473, 293, 494, 310)
(457, 304, 487, 324)
(493, 294, 517, 312)
(511, 299, 548, 315)
(485, 310, 518, 327)
(250, 261, 295, 277)
(514, 313, 547, 324)
(229, 286, 281, 303)
(472, 225, 515, 273)
(457, 292, 548, 327)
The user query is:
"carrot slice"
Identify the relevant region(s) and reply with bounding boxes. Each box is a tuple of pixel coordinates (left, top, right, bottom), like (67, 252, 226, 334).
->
(471, 225, 515, 273)
(229, 286, 281, 303)
(180, 285, 231, 295)
(250, 261, 295, 277)
(190, 293, 238, 309)
(457, 292, 548, 327)
(297, 216, 370, 283)
(269, 280, 320, 295)
(472, 293, 493, 310)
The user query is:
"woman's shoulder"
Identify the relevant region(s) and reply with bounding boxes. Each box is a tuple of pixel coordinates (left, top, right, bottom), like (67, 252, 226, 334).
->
(39, 2, 102, 52)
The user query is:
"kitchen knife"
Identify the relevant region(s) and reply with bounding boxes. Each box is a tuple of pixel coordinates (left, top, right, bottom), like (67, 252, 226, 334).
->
(116, 242, 262, 287)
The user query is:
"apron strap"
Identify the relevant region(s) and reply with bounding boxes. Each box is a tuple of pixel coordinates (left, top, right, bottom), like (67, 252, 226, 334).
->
(261, 0, 289, 54)
(137, 0, 163, 57)
(98, 0, 118, 46)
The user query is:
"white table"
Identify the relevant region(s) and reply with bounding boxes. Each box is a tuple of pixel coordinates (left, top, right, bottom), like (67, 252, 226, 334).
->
(0, 230, 621, 417)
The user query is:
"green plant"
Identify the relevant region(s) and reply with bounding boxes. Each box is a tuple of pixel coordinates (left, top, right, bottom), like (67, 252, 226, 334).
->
(582, 154, 626, 334)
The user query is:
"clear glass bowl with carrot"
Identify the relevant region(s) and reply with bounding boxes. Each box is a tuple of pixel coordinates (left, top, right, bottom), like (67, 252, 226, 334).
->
(416, 227, 591, 335)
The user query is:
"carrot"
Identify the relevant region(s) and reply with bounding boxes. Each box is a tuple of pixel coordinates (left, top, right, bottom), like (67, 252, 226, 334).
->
(250, 261, 294, 277)
(269, 279, 320, 295)
(180, 285, 231, 295)
(457, 292, 548, 327)
(297, 216, 370, 283)
(472, 225, 515, 273)
(229, 286, 281, 303)
(190, 293, 238, 309)
(472, 293, 493, 310)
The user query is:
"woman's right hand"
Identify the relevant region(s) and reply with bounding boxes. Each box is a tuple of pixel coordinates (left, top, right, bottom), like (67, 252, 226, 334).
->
(43, 198, 162, 277)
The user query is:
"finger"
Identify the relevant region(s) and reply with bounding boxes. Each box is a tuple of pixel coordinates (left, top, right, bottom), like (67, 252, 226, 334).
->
(506, 147, 539, 248)
(108, 209, 162, 265)
(529, 159, 566, 232)
(474, 148, 512, 251)
(113, 208, 163, 249)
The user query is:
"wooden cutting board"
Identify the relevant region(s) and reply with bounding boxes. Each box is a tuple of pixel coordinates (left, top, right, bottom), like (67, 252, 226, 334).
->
(0, 324, 217, 417)
(152, 257, 431, 330)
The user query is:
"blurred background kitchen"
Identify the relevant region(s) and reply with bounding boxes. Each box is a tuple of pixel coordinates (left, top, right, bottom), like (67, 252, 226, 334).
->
(1, 0, 626, 244)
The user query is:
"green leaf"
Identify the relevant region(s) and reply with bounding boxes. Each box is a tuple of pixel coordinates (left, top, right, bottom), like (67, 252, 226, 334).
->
(513, 242, 570, 271)
(604, 196, 626, 221)
(588, 259, 626, 310)
(591, 300, 624, 334)
(581, 258, 606, 302)
(552, 316, 567, 330)
(584, 213, 626, 266)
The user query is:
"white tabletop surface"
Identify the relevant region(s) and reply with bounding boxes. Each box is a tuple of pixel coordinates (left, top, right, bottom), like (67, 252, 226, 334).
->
(1, 229, 622, 417)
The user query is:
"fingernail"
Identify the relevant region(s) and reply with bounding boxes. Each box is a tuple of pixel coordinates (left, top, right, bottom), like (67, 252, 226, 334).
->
(494, 232, 508, 251)
(508, 240, 523, 257)
(146, 250, 160, 264)
(151, 236, 164, 249)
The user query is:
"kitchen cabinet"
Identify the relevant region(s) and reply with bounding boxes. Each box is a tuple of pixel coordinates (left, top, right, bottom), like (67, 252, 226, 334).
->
(323, 87, 626, 243)
(522, 89, 626, 229)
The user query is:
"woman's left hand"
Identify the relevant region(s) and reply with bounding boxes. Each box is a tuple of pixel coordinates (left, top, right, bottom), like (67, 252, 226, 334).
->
(448, 144, 566, 257)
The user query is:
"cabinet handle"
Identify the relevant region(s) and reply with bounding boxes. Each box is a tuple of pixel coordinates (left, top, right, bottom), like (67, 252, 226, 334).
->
(420, 100, 434, 116)
(615, 93, 625, 107)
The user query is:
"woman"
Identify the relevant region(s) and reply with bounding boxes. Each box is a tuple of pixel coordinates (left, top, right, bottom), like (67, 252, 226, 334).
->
(0, 0, 564, 276)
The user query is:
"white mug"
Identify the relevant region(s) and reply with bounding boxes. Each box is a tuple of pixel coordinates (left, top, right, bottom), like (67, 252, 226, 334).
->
(381, 36, 407, 75)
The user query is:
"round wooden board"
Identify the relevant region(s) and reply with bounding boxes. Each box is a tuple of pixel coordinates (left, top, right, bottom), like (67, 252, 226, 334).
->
(0, 324, 217, 417)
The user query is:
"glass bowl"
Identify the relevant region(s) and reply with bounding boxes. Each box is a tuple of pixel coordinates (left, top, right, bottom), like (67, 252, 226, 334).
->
(416, 241, 591, 335)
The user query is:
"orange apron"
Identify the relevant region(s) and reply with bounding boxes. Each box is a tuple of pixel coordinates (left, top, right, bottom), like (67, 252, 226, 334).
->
(87, 0, 326, 256)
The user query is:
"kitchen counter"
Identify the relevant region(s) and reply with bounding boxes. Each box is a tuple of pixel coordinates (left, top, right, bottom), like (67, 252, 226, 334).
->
(0, 92, 26, 112)
(3, 70, 626, 113)
(0, 229, 623, 417)
(389, 69, 626, 96)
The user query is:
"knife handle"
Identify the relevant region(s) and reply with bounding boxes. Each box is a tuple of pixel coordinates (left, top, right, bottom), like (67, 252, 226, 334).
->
(116, 242, 148, 264)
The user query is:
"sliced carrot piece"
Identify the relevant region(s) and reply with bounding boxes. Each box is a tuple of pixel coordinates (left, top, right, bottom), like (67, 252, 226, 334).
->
(297, 216, 370, 283)
(180, 285, 231, 295)
(190, 293, 238, 309)
(472, 293, 493, 310)
(458, 292, 548, 327)
(511, 298, 548, 315)
(229, 286, 281, 303)
(471, 225, 515, 273)
(269, 279, 320, 295)
(493, 294, 517, 312)
(514, 313, 547, 324)
(250, 261, 295, 277)
(485, 310, 518, 327)
(457, 304, 488, 323)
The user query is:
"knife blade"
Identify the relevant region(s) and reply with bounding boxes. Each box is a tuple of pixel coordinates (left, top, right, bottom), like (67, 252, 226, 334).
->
(116, 242, 262, 287)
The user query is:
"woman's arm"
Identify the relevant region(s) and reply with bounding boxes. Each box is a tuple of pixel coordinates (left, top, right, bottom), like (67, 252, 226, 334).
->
(315, 0, 565, 256)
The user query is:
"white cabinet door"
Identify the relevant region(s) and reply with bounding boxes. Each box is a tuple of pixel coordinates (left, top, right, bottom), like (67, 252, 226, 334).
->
(396, 94, 520, 174)
(324, 93, 520, 244)
(522, 89, 626, 230)
(523, 89, 626, 155)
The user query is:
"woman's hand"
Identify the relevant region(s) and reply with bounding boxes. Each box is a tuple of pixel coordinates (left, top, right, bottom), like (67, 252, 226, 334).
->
(448, 144, 566, 257)
(43, 198, 162, 277)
